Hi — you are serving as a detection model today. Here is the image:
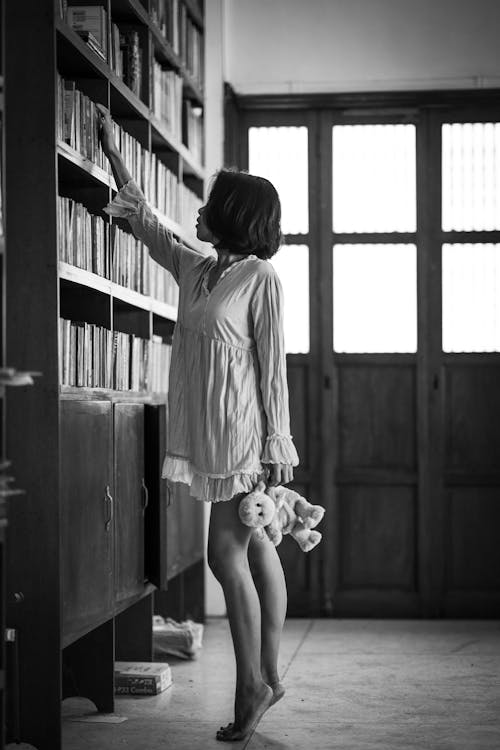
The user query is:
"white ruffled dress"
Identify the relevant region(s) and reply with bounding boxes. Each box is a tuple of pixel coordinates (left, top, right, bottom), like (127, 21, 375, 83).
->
(104, 179, 299, 502)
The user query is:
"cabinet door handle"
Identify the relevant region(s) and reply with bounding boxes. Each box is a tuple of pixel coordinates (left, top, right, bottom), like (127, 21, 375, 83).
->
(141, 478, 149, 513)
(104, 485, 114, 531)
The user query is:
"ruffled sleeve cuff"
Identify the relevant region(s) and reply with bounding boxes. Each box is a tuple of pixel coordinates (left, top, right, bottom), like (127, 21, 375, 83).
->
(261, 434, 299, 466)
(103, 179, 146, 218)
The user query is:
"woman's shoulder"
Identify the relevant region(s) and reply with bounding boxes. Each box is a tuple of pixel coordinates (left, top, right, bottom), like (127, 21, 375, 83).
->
(246, 255, 277, 280)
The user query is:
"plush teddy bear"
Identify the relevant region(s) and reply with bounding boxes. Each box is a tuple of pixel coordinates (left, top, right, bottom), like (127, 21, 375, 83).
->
(265, 486, 325, 552)
(238, 480, 276, 534)
(238, 482, 325, 552)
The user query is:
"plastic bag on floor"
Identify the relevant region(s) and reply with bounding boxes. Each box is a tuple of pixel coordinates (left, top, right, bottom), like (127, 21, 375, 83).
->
(152, 616, 204, 660)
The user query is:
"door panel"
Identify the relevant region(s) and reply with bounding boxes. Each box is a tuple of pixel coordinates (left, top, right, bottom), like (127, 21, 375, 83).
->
(240, 99, 500, 617)
(338, 364, 416, 471)
(114, 403, 145, 602)
(60, 399, 113, 643)
(446, 487, 500, 591)
(338, 486, 416, 590)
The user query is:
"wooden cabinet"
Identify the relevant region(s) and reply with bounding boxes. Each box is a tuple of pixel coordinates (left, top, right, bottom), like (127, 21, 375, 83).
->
(114, 403, 145, 603)
(61, 400, 113, 644)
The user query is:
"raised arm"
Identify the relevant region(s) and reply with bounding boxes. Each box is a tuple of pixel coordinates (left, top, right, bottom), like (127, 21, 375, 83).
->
(251, 266, 299, 486)
(97, 104, 196, 282)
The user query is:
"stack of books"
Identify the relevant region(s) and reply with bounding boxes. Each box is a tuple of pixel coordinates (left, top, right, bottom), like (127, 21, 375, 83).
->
(114, 662, 172, 696)
(57, 75, 107, 169)
(152, 61, 183, 141)
(58, 196, 110, 278)
(66, 5, 108, 61)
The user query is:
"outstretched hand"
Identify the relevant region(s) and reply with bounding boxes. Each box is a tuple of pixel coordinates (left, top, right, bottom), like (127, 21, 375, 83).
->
(263, 463, 293, 487)
(96, 103, 118, 157)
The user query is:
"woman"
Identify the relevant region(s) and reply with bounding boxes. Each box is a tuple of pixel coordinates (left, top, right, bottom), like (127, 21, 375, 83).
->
(97, 104, 299, 741)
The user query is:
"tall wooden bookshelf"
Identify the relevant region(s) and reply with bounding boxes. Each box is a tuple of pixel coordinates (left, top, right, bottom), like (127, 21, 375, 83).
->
(4, 1, 205, 747)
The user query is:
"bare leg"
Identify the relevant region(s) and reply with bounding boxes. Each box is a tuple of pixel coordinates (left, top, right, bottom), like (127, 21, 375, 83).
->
(248, 530, 287, 702)
(208, 495, 273, 741)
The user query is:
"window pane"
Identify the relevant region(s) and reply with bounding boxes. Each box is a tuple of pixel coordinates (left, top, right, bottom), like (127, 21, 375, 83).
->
(332, 124, 416, 233)
(333, 244, 417, 353)
(248, 126, 308, 234)
(442, 243, 500, 352)
(442, 123, 500, 231)
(270, 245, 309, 354)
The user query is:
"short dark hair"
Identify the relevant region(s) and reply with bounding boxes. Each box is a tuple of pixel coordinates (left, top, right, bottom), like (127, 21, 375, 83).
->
(203, 169, 282, 259)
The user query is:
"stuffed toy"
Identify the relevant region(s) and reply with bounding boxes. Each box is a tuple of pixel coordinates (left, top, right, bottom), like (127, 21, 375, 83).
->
(238, 482, 325, 552)
(238, 480, 275, 532)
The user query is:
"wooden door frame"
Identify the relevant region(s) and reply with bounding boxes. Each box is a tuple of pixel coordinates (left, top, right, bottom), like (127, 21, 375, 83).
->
(225, 86, 500, 617)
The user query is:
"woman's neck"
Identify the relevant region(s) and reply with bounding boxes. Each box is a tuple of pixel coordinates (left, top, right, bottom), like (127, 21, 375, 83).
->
(215, 248, 246, 267)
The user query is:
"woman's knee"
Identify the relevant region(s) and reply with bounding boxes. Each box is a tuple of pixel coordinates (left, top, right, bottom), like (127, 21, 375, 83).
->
(207, 538, 246, 583)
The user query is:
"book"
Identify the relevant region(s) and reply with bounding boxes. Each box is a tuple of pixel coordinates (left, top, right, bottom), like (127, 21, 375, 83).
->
(66, 6, 108, 59)
(120, 29, 142, 99)
(75, 30, 105, 60)
(114, 661, 172, 696)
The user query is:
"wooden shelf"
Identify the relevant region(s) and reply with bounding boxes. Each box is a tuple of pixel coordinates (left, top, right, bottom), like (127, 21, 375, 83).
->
(56, 17, 109, 79)
(59, 262, 178, 321)
(57, 141, 112, 189)
(60, 385, 168, 401)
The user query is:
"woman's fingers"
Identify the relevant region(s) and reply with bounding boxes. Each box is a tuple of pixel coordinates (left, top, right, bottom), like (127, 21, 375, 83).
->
(266, 463, 294, 487)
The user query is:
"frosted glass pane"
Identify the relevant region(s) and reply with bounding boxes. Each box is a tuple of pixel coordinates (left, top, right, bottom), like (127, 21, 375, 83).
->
(442, 123, 500, 231)
(270, 245, 309, 353)
(248, 126, 308, 234)
(333, 244, 417, 353)
(332, 125, 416, 233)
(442, 244, 500, 352)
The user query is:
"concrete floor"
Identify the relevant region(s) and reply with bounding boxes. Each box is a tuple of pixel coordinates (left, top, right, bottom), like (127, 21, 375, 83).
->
(62, 618, 500, 750)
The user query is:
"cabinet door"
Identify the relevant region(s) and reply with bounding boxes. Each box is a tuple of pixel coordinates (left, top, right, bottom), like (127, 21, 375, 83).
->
(114, 403, 145, 603)
(144, 404, 168, 590)
(61, 400, 113, 643)
(167, 482, 204, 580)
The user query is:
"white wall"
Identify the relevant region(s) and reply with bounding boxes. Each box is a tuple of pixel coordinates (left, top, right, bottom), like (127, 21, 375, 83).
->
(204, 0, 227, 617)
(224, 0, 500, 94)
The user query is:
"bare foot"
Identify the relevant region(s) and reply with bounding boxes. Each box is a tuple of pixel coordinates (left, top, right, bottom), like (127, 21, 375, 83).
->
(269, 680, 285, 706)
(217, 682, 284, 740)
(216, 682, 273, 742)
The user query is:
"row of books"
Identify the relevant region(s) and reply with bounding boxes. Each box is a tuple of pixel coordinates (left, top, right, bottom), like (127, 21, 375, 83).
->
(178, 3, 203, 89)
(111, 124, 201, 227)
(57, 75, 107, 170)
(57, 195, 179, 306)
(184, 101, 203, 165)
(62, 3, 203, 93)
(152, 61, 183, 141)
(59, 318, 172, 392)
(179, 182, 203, 234)
(111, 27, 144, 100)
(111, 225, 179, 306)
(58, 196, 109, 278)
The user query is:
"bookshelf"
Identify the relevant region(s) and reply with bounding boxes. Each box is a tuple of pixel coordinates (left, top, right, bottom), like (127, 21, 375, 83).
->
(4, 1, 205, 747)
